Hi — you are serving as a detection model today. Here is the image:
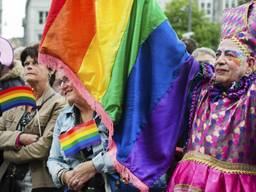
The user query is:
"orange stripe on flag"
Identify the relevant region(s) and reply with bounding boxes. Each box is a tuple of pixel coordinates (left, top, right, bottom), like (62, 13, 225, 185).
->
(40, 0, 96, 73)
(40, 0, 66, 46)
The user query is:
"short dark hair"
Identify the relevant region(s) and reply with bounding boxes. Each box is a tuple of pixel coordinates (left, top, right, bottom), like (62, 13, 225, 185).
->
(20, 44, 39, 67)
(20, 44, 56, 86)
(182, 38, 197, 54)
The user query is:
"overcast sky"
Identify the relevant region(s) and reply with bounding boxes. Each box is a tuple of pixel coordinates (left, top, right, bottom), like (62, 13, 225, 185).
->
(2, 0, 26, 39)
(1, 0, 167, 39)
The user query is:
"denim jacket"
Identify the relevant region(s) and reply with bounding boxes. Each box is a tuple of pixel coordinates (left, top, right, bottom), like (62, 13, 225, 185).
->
(47, 105, 115, 188)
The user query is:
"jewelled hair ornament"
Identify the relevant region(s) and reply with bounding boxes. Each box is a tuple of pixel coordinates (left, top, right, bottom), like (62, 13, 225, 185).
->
(0, 37, 14, 67)
(221, 1, 256, 59)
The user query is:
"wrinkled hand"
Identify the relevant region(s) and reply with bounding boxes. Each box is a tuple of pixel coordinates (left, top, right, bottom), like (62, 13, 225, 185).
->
(62, 170, 75, 187)
(19, 133, 39, 145)
(68, 161, 97, 191)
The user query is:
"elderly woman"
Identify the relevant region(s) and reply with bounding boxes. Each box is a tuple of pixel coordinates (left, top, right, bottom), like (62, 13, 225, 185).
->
(168, 2, 256, 192)
(48, 69, 170, 191)
(0, 45, 66, 192)
(47, 69, 115, 192)
(192, 47, 216, 66)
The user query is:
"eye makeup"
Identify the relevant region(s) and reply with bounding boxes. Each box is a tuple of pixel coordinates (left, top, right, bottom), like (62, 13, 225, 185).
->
(216, 49, 245, 66)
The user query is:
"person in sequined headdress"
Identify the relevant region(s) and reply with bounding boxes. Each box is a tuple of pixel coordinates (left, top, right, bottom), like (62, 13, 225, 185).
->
(167, 1, 256, 191)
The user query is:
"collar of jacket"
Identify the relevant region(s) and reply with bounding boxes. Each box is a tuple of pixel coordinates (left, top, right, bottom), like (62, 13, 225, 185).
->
(36, 86, 56, 108)
(63, 104, 99, 122)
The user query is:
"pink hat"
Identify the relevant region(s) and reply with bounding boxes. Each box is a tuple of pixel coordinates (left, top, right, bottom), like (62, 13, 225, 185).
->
(221, 1, 256, 56)
(0, 37, 14, 66)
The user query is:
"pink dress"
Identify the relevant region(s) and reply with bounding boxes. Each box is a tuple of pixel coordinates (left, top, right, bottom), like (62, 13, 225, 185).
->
(168, 75, 256, 192)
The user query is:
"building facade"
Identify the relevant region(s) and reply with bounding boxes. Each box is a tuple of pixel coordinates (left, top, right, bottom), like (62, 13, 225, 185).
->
(199, 0, 238, 23)
(23, 0, 51, 45)
(157, 0, 238, 23)
(0, 0, 2, 36)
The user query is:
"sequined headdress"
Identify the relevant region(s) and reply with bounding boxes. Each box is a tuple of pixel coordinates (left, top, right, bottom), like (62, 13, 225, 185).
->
(221, 1, 256, 57)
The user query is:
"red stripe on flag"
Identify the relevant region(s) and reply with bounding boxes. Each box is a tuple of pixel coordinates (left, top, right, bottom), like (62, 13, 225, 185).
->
(40, 0, 66, 47)
(59, 120, 96, 140)
(40, 0, 96, 72)
(0, 86, 33, 96)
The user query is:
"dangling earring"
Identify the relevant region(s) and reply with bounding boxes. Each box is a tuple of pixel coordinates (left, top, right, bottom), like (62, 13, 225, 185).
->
(245, 68, 252, 77)
(230, 81, 236, 90)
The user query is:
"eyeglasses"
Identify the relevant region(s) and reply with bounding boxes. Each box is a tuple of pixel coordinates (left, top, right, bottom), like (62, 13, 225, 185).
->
(55, 76, 70, 87)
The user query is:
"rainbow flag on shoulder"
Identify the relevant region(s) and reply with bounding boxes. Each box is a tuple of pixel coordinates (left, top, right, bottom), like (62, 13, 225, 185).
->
(59, 120, 101, 157)
(0, 86, 36, 112)
(39, 0, 199, 190)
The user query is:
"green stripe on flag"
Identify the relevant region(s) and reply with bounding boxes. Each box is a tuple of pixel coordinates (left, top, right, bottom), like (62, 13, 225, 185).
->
(102, 0, 166, 122)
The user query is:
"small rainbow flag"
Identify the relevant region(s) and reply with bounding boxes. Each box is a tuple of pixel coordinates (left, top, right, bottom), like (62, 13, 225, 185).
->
(0, 86, 36, 112)
(59, 120, 101, 157)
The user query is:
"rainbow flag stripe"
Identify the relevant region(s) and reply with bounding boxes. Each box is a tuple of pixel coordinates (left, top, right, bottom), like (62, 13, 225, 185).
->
(59, 120, 101, 157)
(39, 0, 199, 190)
(0, 86, 36, 112)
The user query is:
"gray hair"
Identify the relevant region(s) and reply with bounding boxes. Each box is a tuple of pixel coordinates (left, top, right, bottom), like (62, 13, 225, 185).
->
(192, 47, 216, 58)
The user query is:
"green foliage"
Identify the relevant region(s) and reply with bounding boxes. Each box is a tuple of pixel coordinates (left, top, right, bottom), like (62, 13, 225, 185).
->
(237, 0, 251, 5)
(164, 0, 221, 50)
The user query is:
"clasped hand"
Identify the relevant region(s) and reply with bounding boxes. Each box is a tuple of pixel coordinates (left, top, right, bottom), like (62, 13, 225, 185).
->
(63, 161, 97, 191)
(19, 133, 39, 145)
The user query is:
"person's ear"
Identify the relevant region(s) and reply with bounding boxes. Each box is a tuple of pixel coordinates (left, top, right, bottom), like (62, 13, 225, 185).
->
(247, 56, 255, 71)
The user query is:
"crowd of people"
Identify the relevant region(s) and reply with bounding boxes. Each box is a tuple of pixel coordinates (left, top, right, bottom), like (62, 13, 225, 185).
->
(0, 1, 255, 192)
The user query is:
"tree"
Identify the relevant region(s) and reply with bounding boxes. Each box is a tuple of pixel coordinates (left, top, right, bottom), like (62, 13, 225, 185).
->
(165, 0, 220, 50)
(238, 0, 251, 5)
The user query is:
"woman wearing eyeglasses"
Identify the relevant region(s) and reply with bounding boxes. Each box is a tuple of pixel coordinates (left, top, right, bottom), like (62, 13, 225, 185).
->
(47, 68, 116, 192)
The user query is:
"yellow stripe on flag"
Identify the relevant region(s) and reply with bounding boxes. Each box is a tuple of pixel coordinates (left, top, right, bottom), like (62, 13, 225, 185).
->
(0, 93, 35, 103)
(78, 0, 134, 101)
(60, 127, 98, 147)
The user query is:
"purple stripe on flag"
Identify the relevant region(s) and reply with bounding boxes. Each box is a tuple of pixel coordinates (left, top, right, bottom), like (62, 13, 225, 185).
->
(64, 135, 101, 157)
(1, 100, 36, 112)
(123, 56, 199, 186)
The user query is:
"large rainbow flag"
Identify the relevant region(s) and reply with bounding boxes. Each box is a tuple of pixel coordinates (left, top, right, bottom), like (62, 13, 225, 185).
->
(39, 0, 199, 190)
